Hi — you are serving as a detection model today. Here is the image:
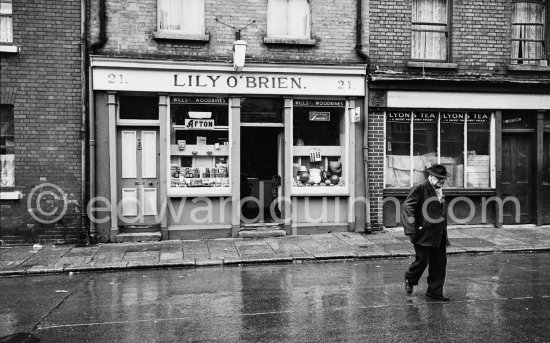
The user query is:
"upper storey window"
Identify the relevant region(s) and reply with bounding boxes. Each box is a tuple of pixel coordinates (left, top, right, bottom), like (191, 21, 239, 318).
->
(0, 0, 13, 44)
(157, 0, 205, 36)
(411, 0, 449, 61)
(511, 1, 547, 65)
(267, 0, 311, 39)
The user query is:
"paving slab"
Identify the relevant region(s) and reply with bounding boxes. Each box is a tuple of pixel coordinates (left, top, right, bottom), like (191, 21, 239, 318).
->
(182, 240, 210, 260)
(207, 240, 240, 260)
(264, 237, 312, 259)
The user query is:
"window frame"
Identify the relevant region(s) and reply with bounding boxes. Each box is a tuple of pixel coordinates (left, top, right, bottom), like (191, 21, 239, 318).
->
(1, 104, 15, 188)
(511, 0, 548, 65)
(267, 0, 312, 41)
(290, 99, 350, 196)
(411, 0, 451, 62)
(154, 0, 209, 41)
(384, 110, 496, 190)
(0, 0, 14, 46)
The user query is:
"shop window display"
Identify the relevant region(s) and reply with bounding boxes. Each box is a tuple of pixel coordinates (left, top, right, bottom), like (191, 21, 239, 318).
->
(169, 97, 230, 191)
(292, 100, 346, 189)
(385, 111, 491, 189)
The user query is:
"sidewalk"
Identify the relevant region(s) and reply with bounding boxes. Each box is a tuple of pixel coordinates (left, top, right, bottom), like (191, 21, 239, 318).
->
(1, 225, 549, 276)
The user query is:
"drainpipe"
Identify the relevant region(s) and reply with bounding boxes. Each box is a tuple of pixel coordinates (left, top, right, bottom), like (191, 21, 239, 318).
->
(356, 0, 372, 232)
(80, 0, 89, 244)
(88, 0, 107, 242)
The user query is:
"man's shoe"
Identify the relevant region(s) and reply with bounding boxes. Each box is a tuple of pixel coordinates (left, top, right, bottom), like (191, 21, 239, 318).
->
(405, 279, 413, 294)
(426, 293, 450, 301)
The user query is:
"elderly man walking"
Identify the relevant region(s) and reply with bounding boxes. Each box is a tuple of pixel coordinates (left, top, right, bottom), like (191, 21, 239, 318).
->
(401, 164, 451, 301)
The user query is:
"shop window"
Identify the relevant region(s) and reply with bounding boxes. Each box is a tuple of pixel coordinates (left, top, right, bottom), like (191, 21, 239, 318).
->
(1, 104, 14, 187)
(292, 100, 347, 192)
(267, 0, 311, 39)
(385, 111, 492, 189)
(119, 96, 159, 120)
(411, 0, 449, 61)
(157, 0, 205, 36)
(241, 98, 283, 123)
(169, 97, 229, 193)
(511, 1, 547, 65)
(0, 0, 12, 44)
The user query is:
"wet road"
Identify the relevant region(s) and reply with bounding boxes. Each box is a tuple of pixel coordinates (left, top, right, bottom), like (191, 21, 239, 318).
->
(1, 252, 549, 342)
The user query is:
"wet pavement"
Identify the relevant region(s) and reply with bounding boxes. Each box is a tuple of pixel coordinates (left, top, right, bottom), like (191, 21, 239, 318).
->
(0, 252, 548, 342)
(0, 225, 549, 276)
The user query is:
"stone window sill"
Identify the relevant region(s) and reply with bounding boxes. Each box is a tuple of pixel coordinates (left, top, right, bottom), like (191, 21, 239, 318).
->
(507, 64, 550, 72)
(0, 45, 20, 53)
(263, 37, 317, 46)
(407, 61, 458, 69)
(0, 191, 22, 200)
(153, 31, 209, 42)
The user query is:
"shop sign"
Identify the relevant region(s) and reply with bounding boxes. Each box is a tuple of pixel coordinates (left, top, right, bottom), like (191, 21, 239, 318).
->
(441, 112, 465, 123)
(309, 111, 331, 121)
(93, 69, 365, 96)
(294, 100, 345, 107)
(185, 119, 214, 129)
(468, 112, 490, 123)
(413, 112, 437, 122)
(387, 111, 411, 122)
(172, 97, 228, 104)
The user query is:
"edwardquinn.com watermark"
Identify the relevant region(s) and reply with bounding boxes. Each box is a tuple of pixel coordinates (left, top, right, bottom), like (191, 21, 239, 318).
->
(26, 182, 522, 226)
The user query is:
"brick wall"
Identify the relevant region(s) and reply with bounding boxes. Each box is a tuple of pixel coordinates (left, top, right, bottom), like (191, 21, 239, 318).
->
(88, 0, 363, 64)
(367, 111, 385, 230)
(369, 0, 548, 79)
(0, 0, 84, 244)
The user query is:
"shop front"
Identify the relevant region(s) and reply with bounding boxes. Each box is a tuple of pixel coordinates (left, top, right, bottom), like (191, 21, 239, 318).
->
(90, 58, 366, 241)
(368, 86, 550, 228)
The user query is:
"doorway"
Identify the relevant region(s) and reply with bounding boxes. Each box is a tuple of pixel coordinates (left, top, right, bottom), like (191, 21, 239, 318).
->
(116, 127, 160, 228)
(501, 133, 533, 224)
(240, 127, 282, 223)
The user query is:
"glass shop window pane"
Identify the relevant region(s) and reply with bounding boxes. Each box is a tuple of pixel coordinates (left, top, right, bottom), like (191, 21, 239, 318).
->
(241, 97, 283, 123)
(119, 96, 159, 120)
(502, 111, 534, 129)
(386, 112, 412, 188)
(293, 107, 341, 146)
(466, 114, 490, 188)
(413, 112, 438, 185)
(440, 113, 465, 188)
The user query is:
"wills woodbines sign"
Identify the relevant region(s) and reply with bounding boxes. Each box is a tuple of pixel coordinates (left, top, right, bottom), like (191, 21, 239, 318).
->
(92, 69, 365, 96)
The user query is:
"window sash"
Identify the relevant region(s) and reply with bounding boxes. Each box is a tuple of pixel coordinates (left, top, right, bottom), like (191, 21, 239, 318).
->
(267, 0, 310, 39)
(411, 0, 448, 61)
(0, 0, 12, 43)
(511, 2, 546, 63)
(158, 0, 205, 35)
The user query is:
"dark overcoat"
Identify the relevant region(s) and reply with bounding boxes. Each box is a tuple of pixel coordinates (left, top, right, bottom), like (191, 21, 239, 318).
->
(401, 179, 450, 247)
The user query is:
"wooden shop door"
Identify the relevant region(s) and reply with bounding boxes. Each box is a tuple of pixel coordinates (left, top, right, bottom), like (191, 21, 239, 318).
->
(501, 133, 533, 224)
(117, 128, 160, 227)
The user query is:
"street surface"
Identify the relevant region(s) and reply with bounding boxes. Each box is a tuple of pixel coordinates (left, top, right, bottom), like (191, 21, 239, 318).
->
(1, 252, 549, 342)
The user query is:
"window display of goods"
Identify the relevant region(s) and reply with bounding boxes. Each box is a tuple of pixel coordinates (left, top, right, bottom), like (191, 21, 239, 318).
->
(170, 166, 229, 187)
(294, 165, 344, 187)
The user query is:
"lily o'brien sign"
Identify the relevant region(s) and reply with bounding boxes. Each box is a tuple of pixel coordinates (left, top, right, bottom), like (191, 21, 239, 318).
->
(92, 69, 365, 96)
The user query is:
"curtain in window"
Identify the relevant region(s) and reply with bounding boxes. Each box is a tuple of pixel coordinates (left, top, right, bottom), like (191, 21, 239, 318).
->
(268, 0, 310, 38)
(158, 0, 204, 34)
(512, 2, 545, 64)
(412, 0, 447, 60)
(0, 0, 13, 43)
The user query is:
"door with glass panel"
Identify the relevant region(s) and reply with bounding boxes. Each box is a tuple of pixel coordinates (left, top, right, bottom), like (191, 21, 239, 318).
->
(117, 128, 160, 226)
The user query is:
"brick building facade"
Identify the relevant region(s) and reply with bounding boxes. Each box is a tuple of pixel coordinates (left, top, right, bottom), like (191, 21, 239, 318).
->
(87, 0, 369, 242)
(367, 0, 550, 229)
(0, 0, 85, 244)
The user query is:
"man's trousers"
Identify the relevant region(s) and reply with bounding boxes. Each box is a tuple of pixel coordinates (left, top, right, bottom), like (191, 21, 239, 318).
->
(405, 244, 447, 296)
